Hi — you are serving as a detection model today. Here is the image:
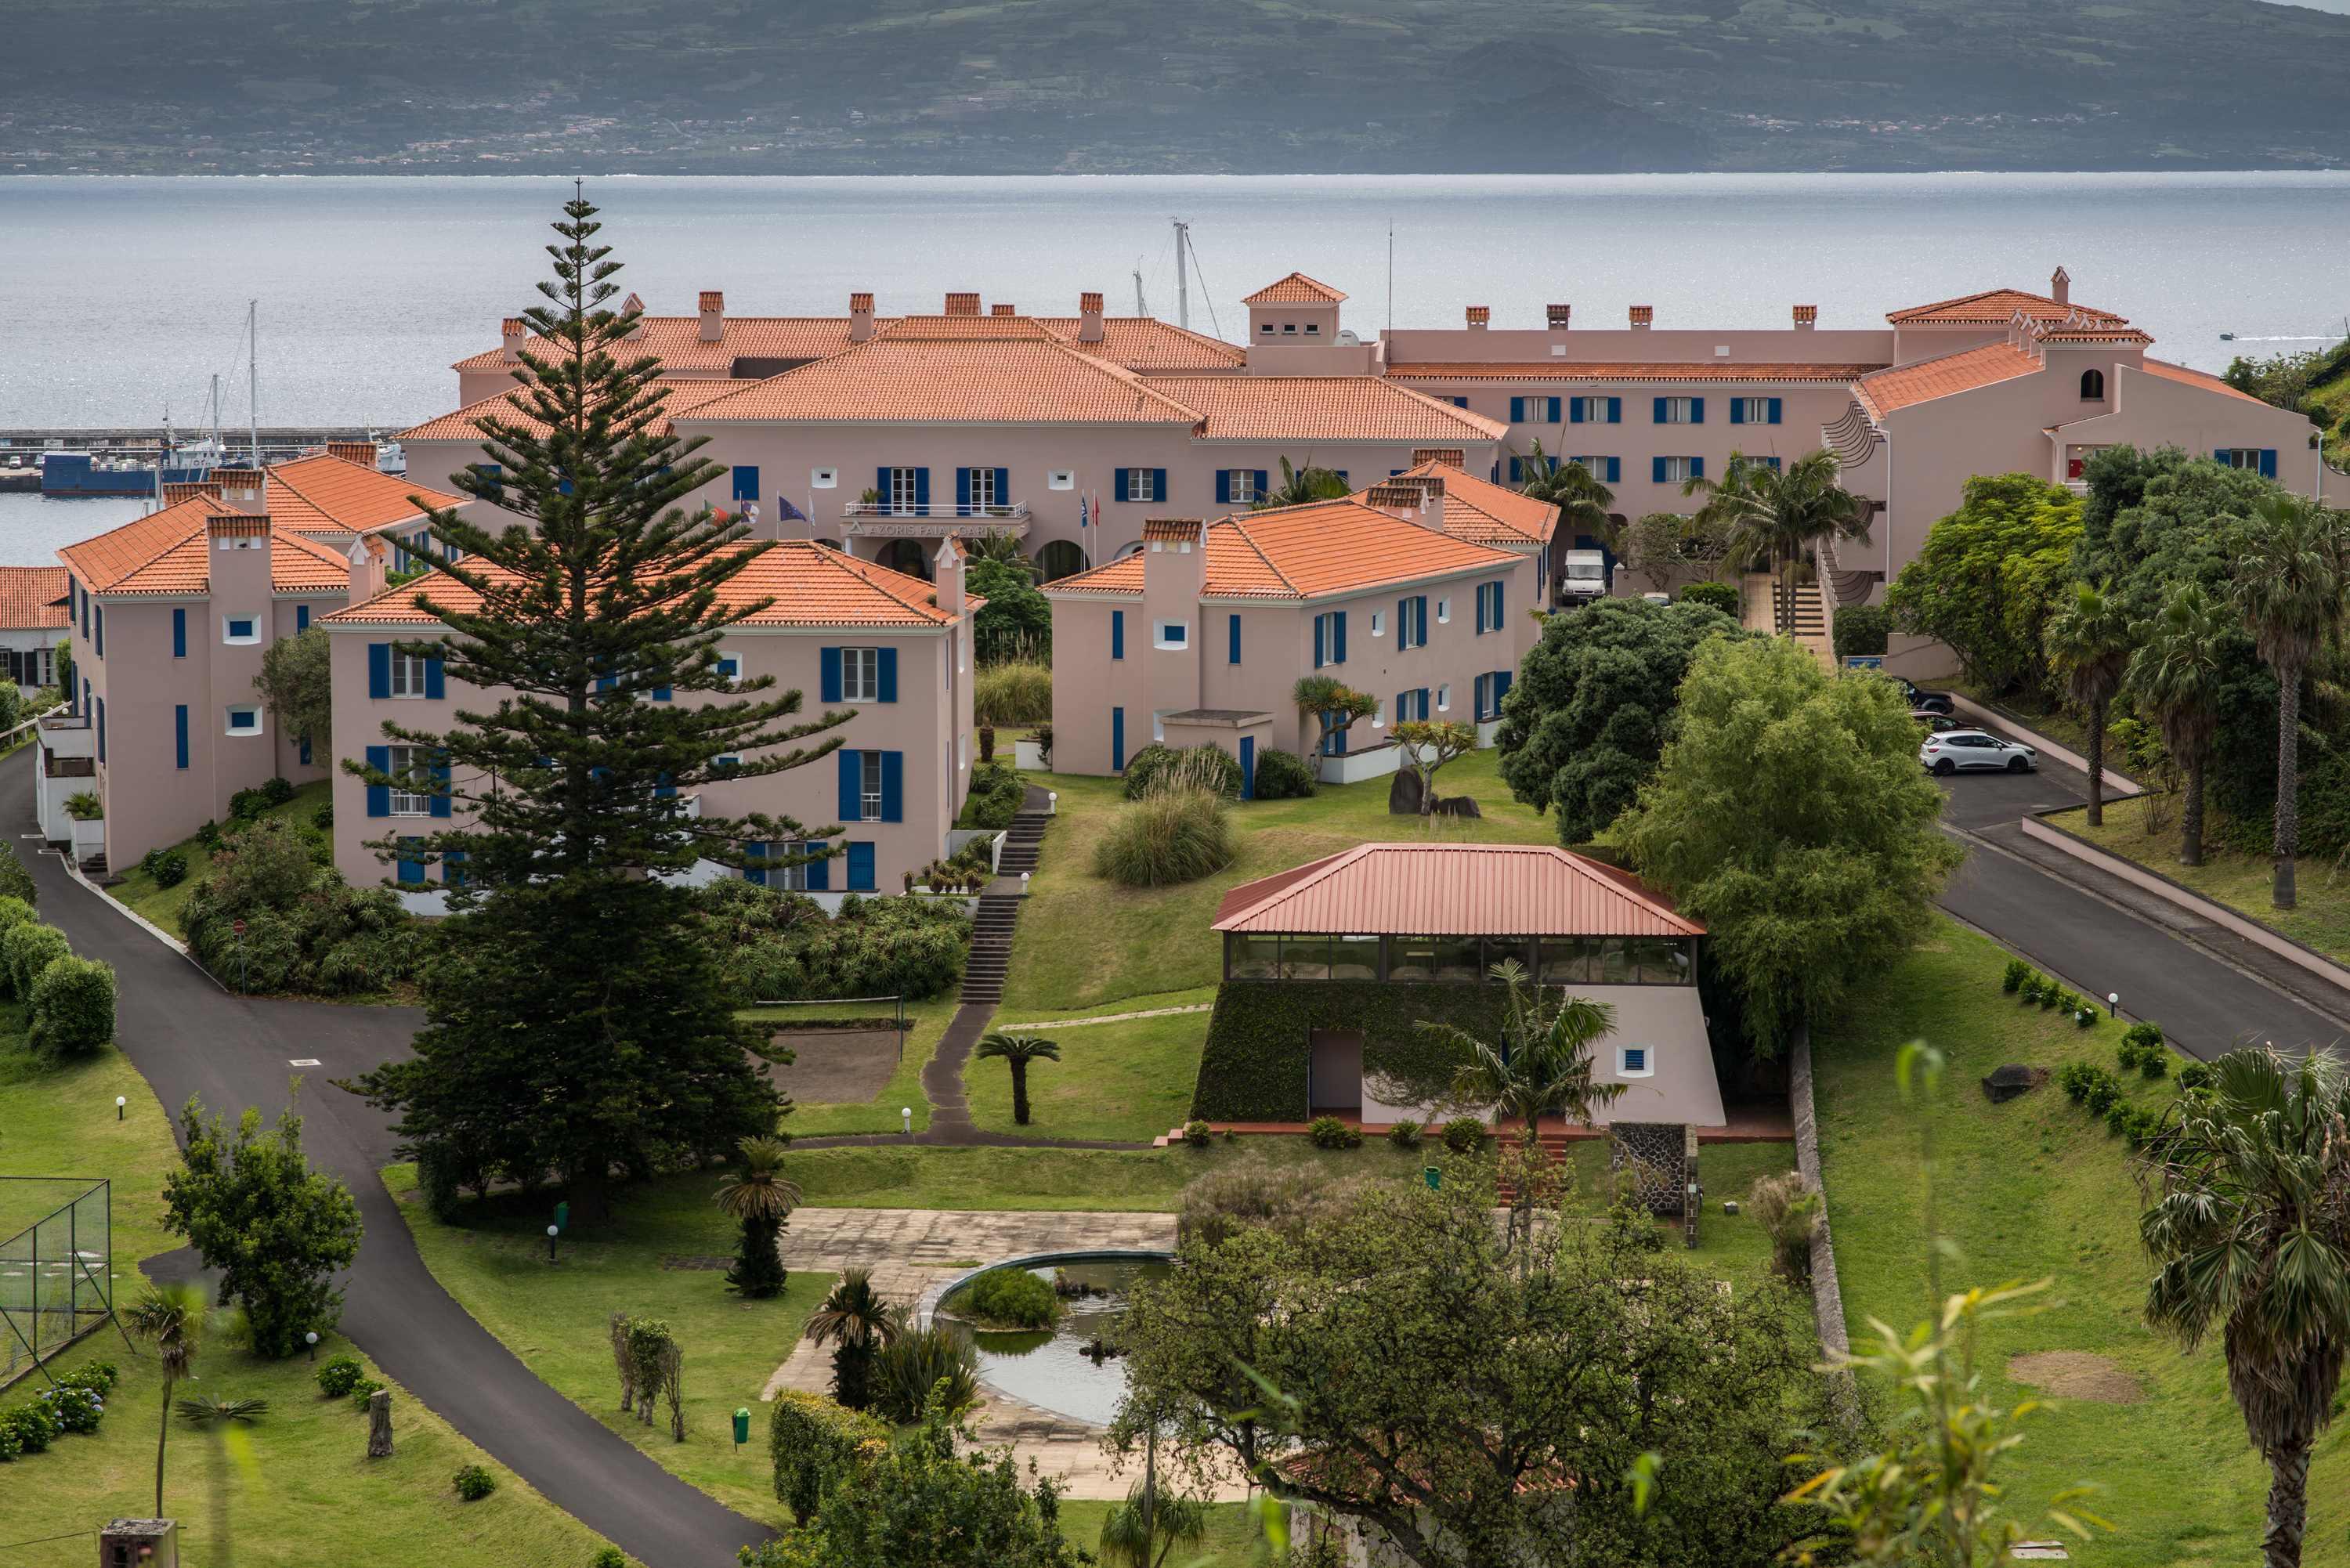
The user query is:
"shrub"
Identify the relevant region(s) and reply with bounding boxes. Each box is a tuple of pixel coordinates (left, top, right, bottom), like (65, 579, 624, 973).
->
(0, 851, 33, 911)
(954, 760, 1027, 832)
(0, 1418, 20, 1463)
(260, 776, 297, 807)
(453, 1464, 497, 1501)
(2, 1398, 62, 1453)
(2081, 1073, 2124, 1116)
(870, 1323, 978, 1425)
(1123, 743, 1242, 802)
(768, 1390, 888, 1526)
(43, 1382, 103, 1434)
(349, 1377, 386, 1411)
(2055, 1061, 2095, 1102)
(1181, 1119, 1212, 1149)
(2001, 959, 2030, 994)
(1093, 782, 1235, 889)
(1176, 1155, 1368, 1248)
(1443, 1118, 1488, 1155)
(591, 1551, 628, 1568)
(2179, 1060, 2215, 1093)
(1248, 746, 1318, 800)
(2074, 1005, 2095, 1028)
(148, 852, 189, 890)
(1386, 1118, 1423, 1149)
(973, 660, 1052, 728)
(29, 955, 116, 1060)
(229, 786, 269, 822)
(1678, 580, 1740, 616)
(1308, 1115, 1362, 1151)
(60, 1361, 117, 1396)
(63, 790, 102, 822)
(1744, 1171, 1822, 1283)
(3, 921, 70, 1001)
(2138, 1042, 2168, 1076)
(194, 819, 223, 851)
(2018, 974, 2044, 1005)
(1832, 604, 1891, 659)
(312, 802, 334, 832)
(0, 896, 33, 944)
(2038, 985, 2061, 1011)
(950, 1266, 1058, 1330)
(316, 1353, 366, 1398)
(180, 817, 425, 997)
(695, 881, 970, 1003)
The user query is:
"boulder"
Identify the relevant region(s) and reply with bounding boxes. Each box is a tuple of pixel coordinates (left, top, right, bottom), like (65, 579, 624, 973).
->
(1980, 1064, 2046, 1104)
(1387, 769, 1425, 815)
(1433, 795, 1482, 818)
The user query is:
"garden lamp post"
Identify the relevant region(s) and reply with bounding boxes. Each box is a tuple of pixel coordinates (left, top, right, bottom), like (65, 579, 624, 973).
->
(546, 1224, 559, 1263)
(901, 1106, 913, 1136)
(115, 1095, 125, 1121)
(2106, 991, 2120, 1017)
(305, 1330, 318, 1362)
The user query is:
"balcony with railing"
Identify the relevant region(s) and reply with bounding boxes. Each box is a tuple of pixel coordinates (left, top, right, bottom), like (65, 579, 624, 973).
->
(841, 500, 1032, 539)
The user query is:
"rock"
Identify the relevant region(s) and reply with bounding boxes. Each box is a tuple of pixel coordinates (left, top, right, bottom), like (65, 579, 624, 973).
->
(1980, 1064, 2046, 1104)
(1387, 769, 1424, 815)
(1433, 795, 1482, 818)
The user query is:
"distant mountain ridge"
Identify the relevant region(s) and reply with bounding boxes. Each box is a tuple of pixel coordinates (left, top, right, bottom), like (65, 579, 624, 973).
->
(9, 0, 2350, 174)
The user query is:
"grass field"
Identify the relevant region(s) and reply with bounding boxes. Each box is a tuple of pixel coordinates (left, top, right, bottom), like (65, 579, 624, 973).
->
(1814, 915, 2350, 1567)
(0, 1010, 618, 1568)
(750, 995, 957, 1137)
(2052, 793, 2350, 969)
(965, 988, 1218, 1143)
(103, 779, 333, 937)
(1004, 751, 1557, 1014)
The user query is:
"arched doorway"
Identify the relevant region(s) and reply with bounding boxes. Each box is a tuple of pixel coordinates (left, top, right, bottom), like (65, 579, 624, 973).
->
(1036, 539, 1090, 583)
(877, 539, 932, 580)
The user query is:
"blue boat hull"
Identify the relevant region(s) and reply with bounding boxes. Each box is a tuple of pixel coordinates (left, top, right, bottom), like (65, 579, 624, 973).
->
(40, 453, 212, 497)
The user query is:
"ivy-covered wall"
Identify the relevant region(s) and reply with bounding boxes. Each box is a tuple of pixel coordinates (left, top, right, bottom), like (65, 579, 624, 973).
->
(1190, 981, 1514, 1122)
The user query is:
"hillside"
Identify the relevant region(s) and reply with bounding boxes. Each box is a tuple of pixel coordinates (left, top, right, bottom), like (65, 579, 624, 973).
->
(9, 0, 2350, 175)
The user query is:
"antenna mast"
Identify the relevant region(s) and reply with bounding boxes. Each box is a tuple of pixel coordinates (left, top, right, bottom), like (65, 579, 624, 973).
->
(1171, 217, 1191, 331)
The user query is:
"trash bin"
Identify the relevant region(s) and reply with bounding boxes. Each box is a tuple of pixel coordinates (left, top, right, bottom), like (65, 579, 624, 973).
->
(1423, 1165, 1441, 1191)
(733, 1407, 751, 1447)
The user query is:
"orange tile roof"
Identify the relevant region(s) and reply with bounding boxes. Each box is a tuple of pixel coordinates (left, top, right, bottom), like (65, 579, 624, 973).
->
(1043, 497, 1519, 602)
(1388, 461, 1559, 547)
(2140, 357, 2276, 407)
(1387, 361, 1885, 383)
(1242, 272, 1347, 305)
(0, 567, 68, 630)
(1887, 287, 2125, 327)
(60, 494, 225, 591)
(1144, 376, 1507, 443)
(457, 313, 1242, 377)
(1212, 843, 1703, 938)
(1854, 342, 2042, 419)
(678, 339, 1203, 425)
(60, 495, 358, 598)
(878, 314, 1061, 341)
(1036, 317, 1246, 370)
(2034, 325, 2153, 346)
(266, 453, 468, 535)
(397, 378, 762, 443)
(324, 540, 968, 629)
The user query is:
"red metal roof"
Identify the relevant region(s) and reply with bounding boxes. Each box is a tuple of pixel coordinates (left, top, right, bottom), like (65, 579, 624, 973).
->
(1212, 843, 1702, 938)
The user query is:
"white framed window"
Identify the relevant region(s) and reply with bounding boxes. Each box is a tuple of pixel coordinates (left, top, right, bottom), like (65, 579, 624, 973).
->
(1152, 710, 1167, 743)
(967, 466, 1000, 510)
(388, 743, 432, 816)
(1124, 468, 1161, 503)
(1733, 396, 1774, 425)
(1661, 457, 1698, 483)
(1155, 621, 1189, 650)
(1221, 469, 1259, 503)
(1658, 397, 1698, 425)
(389, 649, 430, 698)
(1047, 470, 1076, 491)
(1436, 683, 1452, 712)
(715, 754, 741, 771)
(1304, 322, 1320, 334)
(1436, 597, 1452, 624)
(1571, 396, 1611, 423)
(859, 751, 884, 820)
(811, 468, 838, 489)
(716, 651, 744, 685)
(888, 467, 923, 515)
(768, 840, 810, 892)
(1371, 699, 1386, 730)
(841, 647, 880, 702)
(1618, 1045, 1654, 1078)
(224, 705, 264, 737)
(1282, 322, 1297, 334)
(1369, 611, 1386, 638)
(2218, 448, 2267, 471)
(222, 615, 260, 645)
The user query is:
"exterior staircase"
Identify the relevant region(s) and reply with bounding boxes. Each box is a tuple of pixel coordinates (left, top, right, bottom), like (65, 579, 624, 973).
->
(1775, 577, 1835, 672)
(958, 797, 1053, 1006)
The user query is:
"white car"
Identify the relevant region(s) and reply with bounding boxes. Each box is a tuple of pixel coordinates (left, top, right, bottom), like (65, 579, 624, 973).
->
(1920, 729, 2037, 775)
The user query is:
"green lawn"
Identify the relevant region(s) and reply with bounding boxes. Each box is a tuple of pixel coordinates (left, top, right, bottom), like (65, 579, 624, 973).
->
(1005, 751, 1558, 1014)
(382, 1162, 832, 1528)
(0, 1015, 619, 1568)
(103, 779, 334, 937)
(1055, 1498, 1271, 1565)
(2052, 793, 2350, 968)
(965, 988, 1219, 1143)
(750, 995, 957, 1137)
(1814, 915, 2350, 1567)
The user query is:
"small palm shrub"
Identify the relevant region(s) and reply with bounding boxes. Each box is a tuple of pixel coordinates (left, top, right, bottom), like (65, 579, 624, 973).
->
(1248, 746, 1318, 800)
(870, 1323, 979, 1425)
(949, 1267, 1058, 1330)
(316, 1353, 366, 1398)
(1094, 771, 1236, 889)
(1386, 1118, 1423, 1149)
(974, 660, 1052, 728)
(1308, 1115, 1361, 1151)
(1442, 1118, 1488, 1154)
(2001, 959, 2030, 994)
(453, 1464, 497, 1501)
(1745, 1171, 1822, 1284)
(63, 790, 102, 822)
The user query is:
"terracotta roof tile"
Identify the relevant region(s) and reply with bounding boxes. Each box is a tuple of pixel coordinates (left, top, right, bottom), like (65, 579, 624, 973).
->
(1887, 287, 2126, 327)
(1386, 461, 1559, 546)
(397, 378, 761, 443)
(1212, 843, 1703, 938)
(1387, 361, 1885, 383)
(456, 313, 1242, 377)
(1036, 317, 1245, 369)
(0, 567, 68, 630)
(1855, 342, 2042, 419)
(61, 497, 358, 598)
(1043, 497, 1518, 602)
(678, 339, 1202, 425)
(1144, 376, 1506, 443)
(59, 494, 225, 591)
(323, 540, 967, 629)
(1242, 272, 1347, 305)
(2140, 357, 2275, 407)
(266, 453, 468, 535)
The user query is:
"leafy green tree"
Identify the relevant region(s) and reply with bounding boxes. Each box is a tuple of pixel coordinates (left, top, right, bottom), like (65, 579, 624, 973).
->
(2231, 493, 2345, 909)
(255, 627, 332, 762)
(2141, 1046, 2350, 1568)
(1621, 638, 1961, 1054)
(0, 847, 36, 910)
(161, 1095, 363, 1357)
(804, 1266, 898, 1411)
(1291, 674, 1379, 759)
(124, 1285, 204, 1516)
(1495, 596, 1746, 846)
(349, 192, 842, 1220)
(975, 1031, 1061, 1125)
(1513, 443, 1618, 551)
(1623, 510, 1695, 593)
(2127, 583, 2229, 866)
(967, 551, 1051, 663)
(1389, 718, 1478, 815)
(1683, 449, 1867, 635)
(2043, 580, 2135, 827)
(714, 1134, 801, 1299)
(1885, 473, 2081, 696)
(1252, 457, 1350, 510)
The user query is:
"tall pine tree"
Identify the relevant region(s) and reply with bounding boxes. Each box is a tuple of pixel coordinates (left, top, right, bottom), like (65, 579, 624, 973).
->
(351, 190, 848, 1221)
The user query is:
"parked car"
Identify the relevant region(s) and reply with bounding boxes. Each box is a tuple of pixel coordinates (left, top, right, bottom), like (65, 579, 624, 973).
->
(1914, 710, 1966, 733)
(1920, 729, 2037, 775)
(1898, 677, 1955, 715)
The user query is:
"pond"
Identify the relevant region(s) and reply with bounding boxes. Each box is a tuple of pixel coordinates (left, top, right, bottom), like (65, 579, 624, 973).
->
(940, 1254, 1171, 1428)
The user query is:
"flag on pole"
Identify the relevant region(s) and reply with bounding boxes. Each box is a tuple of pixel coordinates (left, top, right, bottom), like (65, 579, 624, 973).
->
(1078, 490, 1089, 536)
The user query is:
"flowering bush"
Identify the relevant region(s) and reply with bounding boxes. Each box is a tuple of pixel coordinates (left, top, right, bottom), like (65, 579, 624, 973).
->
(43, 1382, 103, 1434)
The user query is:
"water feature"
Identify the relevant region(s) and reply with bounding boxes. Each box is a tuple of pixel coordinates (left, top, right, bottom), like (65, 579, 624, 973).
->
(933, 1252, 1172, 1428)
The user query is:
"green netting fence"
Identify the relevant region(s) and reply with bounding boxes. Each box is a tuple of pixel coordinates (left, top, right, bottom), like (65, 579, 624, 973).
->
(0, 1176, 113, 1390)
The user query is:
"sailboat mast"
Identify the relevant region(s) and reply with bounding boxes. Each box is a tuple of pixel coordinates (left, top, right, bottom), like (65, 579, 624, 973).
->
(247, 300, 261, 468)
(1172, 218, 1190, 331)
(210, 373, 222, 461)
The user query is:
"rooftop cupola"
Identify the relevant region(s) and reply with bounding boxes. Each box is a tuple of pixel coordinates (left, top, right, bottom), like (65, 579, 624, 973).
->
(347, 536, 385, 605)
(1629, 305, 1654, 330)
(1465, 305, 1490, 331)
(1794, 304, 1818, 330)
(698, 291, 725, 343)
(1546, 303, 1571, 331)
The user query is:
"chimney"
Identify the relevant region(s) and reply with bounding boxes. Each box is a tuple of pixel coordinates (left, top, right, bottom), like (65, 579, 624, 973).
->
(932, 535, 967, 622)
(347, 537, 386, 604)
(1546, 303, 1571, 331)
(1364, 482, 1441, 529)
(944, 292, 981, 317)
(1410, 447, 1466, 471)
(2050, 266, 2070, 306)
(501, 318, 526, 363)
(698, 290, 725, 343)
(620, 292, 648, 338)
(848, 292, 876, 342)
(163, 479, 222, 507)
(990, 303, 1017, 317)
(1141, 518, 1208, 604)
(1629, 305, 1654, 330)
(1078, 291, 1105, 342)
(1465, 305, 1490, 331)
(1792, 304, 1818, 331)
(327, 441, 378, 468)
(213, 466, 267, 512)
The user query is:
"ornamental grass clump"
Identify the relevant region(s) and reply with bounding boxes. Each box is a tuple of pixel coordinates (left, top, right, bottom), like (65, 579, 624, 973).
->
(974, 660, 1052, 728)
(1094, 753, 1236, 889)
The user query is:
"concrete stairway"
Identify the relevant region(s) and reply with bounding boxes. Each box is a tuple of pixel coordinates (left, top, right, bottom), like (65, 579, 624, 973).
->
(958, 797, 1053, 1006)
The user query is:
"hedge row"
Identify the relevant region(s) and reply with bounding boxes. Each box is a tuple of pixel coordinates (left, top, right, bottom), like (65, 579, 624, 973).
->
(768, 1389, 888, 1525)
(0, 898, 115, 1061)
(1190, 979, 1513, 1122)
(0, 1361, 118, 1461)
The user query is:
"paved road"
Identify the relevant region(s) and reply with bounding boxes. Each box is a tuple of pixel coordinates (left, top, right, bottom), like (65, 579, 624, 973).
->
(3, 747, 769, 1567)
(1928, 728, 2348, 1059)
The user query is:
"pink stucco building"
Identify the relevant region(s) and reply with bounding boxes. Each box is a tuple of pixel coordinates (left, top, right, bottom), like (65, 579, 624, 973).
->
(319, 538, 979, 910)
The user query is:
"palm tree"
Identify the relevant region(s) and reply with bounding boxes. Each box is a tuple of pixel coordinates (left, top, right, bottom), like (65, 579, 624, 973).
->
(804, 1266, 898, 1411)
(2128, 583, 2230, 867)
(124, 1285, 204, 1516)
(958, 533, 1032, 572)
(2044, 580, 2137, 827)
(975, 1031, 1061, 1125)
(1098, 1476, 1209, 1568)
(2141, 1046, 2350, 1568)
(1251, 457, 1350, 511)
(714, 1134, 802, 1299)
(1683, 449, 1867, 634)
(2232, 493, 2345, 909)
(178, 1393, 267, 1563)
(1513, 441, 1618, 551)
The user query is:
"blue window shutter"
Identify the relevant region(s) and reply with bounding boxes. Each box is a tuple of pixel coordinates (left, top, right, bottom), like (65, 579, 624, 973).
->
(368, 642, 391, 699)
(656, 771, 675, 799)
(1333, 611, 1347, 664)
(1152, 468, 1168, 502)
(881, 750, 903, 822)
(877, 467, 891, 504)
(173, 608, 186, 657)
(443, 851, 467, 888)
(1569, 399, 1584, 425)
(366, 745, 390, 817)
(1607, 458, 1622, 483)
(2261, 449, 2279, 479)
(1313, 616, 1325, 670)
(1254, 470, 1268, 497)
(431, 754, 452, 818)
(820, 647, 843, 703)
(95, 608, 103, 657)
(425, 655, 446, 700)
(1114, 470, 1131, 503)
(398, 841, 425, 886)
(1492, 581, 1503, 626)
(2214, 449, 2229, 464)
(1416, 686, 1430, 720)
(1509, 396, 1524, 422)
(1112, 610, 1125, 660)
(1690, 457, 1705, 479)
(743, 840, 769, 887)
(653, 685, 671, 703)
(1394, 691, 1405, 726)
(1217, 470, 1231, 505)
(297, 604, 310, 632)
(956, 468, 972, 515)
(847, 842, 877, 891)
(994, 468, 1008, 506)
(1547, 397, 1561, 422)
(877, 646, 898, 703)
(1730, 398, 1744, 425)
(1397, 597, 1408, 646)
(175, 706, 189, 770)
(1415, 596, 1428, 645)
(1653, 397, 1668, 423)
(732, 465, 759, 502)
(1228, 613, 1242, 664)
(1769, 398, 1784, 425)
(1112, 707, 1126, 771)
(300, 734, 311, 767)
(837, 749, 861, 820)
(1608, 397, 1622, 423)
(1496, 670, 1513, 706)
(1690, 398, 1705, 425)
(1508, 457, 1522, 484)
(1652, 457, 1668, 484)
(805, 841, 830, 891)
(1452, 396, 1468, 408)
(913, 468, 930, 510)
